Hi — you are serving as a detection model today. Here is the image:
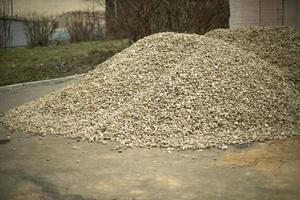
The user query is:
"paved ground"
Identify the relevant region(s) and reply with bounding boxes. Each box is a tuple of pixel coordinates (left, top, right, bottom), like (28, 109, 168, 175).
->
(0, 82, 299, 200)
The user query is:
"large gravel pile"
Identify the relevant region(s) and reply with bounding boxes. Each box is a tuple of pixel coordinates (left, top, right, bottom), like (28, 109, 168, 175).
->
(206, 26, 300, 87)
(2, 31, 299, 150)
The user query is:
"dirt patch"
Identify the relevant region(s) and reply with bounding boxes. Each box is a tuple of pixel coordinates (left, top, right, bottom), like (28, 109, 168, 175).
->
(218, 137, 300, 176)
(0, 169, 94, 200)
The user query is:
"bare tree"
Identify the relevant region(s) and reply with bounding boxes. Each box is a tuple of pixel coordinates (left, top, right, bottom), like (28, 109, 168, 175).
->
(24, 13, 58, 47)
(84, 0, 105, 10)
(0, 0, 13, 48)
(105, 0, 229, 41)
(61, 10, 104, 43)
(106, 0, 164, 41)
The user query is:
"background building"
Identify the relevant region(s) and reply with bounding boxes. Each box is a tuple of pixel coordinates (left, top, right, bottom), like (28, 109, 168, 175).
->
(11, 0, 104, 17)
(230, 0, 300, 29)
(1, 0, 105, 48)
(0, 17, 28, 47)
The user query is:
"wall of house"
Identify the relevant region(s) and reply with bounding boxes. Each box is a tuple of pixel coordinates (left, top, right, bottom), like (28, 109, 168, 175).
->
(229, 0, 299, 29)
(259, 0, 283, 26)
(10, 20, 28, 47)
(229, 0, 260, 26)
(1, 19, 29, 47)
(12, 0, 104, 17)
(1, 18, 74, 48)
(298, 1, 300, 28)
(284, 0, 298, 26)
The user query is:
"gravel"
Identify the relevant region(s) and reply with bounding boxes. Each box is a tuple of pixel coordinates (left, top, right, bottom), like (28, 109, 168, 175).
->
(2, 29, 299, 150)
(206, 26, 300, 87)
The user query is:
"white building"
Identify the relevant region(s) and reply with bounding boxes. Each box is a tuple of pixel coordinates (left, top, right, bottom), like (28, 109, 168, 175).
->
(230, 0, 300, 29)
(0, 17, 29, 48)
(12, 0, 104, 17)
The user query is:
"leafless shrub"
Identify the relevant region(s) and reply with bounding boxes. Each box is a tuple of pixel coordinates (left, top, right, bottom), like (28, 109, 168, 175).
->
(0, 0, 13, 48)
(105, 0, 229, 41)
(24, 13, 58, 47)
(0, 18, 12, 48)
(61, 10, 104, 43)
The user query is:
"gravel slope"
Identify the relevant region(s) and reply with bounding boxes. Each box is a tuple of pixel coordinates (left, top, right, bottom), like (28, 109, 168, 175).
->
(2, 31, 299, 150)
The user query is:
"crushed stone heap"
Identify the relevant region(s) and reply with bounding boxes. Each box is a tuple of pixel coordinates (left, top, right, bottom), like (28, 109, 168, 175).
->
(206, 26, 300, 87)
(2, 31, 299, 150)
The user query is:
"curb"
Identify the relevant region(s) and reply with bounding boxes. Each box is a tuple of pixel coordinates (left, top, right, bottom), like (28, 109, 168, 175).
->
(0, 74, 84, 91)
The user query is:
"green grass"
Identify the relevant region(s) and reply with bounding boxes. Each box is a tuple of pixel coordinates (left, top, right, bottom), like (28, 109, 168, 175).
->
(0, 39, 130, 86)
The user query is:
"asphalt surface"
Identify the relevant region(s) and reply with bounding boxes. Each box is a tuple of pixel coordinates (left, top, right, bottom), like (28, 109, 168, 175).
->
(0, 81, 299, 200)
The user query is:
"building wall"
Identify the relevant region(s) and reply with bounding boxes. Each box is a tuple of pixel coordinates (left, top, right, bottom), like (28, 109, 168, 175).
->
(10, 20, 28, 47)
(260, 0, 283, 26)
(298, 1, 300, 27)
(229, 0, 260, 26)
(230, 0, 299, 29)
(12, 0, 104, 17)
(1, 18, 72, 48)
(284, 0, 298, 28)
(0, 19, 29, 47)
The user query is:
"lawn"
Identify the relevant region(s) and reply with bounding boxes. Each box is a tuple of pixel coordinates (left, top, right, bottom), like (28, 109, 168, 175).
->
(0, 39, 130, 86)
